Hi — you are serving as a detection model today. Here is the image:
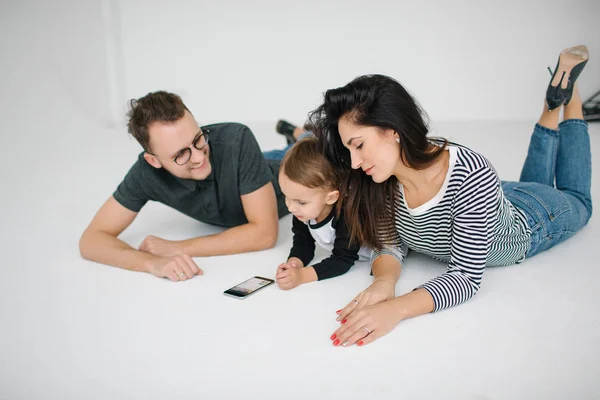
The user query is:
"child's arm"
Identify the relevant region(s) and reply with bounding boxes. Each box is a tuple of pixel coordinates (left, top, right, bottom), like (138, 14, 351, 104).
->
(310, 213, 360, 281)
(287, 216, 316, 267)
(277, 217, 317, 290)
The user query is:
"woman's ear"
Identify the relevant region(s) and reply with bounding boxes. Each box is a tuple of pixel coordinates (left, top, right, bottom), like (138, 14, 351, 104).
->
(325, 189, 340, 205)
(143, 152, 163, 169)
(382, 127, 400, 143)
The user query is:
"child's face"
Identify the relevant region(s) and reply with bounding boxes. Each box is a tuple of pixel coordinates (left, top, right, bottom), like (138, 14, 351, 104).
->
(279, 172, 339, 223)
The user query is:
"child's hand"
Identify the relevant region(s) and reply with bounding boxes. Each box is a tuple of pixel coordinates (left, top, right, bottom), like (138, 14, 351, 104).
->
(276, 261, 304, 290)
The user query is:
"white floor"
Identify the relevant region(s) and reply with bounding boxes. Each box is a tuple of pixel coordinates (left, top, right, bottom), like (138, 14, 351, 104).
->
(2, 1, 600, 397)
(1, 87, 599, 400)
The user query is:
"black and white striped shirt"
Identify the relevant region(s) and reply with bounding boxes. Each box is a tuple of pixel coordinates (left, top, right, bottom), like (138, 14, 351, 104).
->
(372, 144, 531, 312)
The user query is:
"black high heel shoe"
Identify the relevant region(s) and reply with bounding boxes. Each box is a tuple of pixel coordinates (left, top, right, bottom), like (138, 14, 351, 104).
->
(546, 45, 589, 111)
(276, 119, 297, 145)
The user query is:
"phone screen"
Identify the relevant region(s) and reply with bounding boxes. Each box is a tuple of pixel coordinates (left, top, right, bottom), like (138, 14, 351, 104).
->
(224, 276, 274, 298)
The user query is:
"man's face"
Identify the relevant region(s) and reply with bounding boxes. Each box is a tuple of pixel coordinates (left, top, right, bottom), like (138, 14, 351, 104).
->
(144, 110, 212, 180)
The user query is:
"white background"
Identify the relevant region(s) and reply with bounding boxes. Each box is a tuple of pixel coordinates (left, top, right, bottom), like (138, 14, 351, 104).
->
(1, 1, 599, 399)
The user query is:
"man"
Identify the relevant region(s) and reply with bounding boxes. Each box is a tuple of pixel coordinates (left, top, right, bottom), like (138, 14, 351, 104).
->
(79, 91, 306, 282)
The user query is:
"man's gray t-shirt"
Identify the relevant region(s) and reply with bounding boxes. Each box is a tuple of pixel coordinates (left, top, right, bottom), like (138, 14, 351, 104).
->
(113, 122, 289, 227)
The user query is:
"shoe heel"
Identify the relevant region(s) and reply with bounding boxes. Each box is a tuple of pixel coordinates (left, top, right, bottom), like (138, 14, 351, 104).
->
(545, 45, 589, 110)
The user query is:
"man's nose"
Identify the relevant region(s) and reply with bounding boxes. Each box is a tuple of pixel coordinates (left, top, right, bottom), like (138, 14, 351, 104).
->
(189, 146, 206, 164)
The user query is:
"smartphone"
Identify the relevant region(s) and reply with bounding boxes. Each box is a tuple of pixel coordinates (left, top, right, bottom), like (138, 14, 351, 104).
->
(223, 276, 275, 299)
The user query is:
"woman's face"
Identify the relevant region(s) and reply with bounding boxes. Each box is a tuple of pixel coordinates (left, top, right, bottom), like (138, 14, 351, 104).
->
(337, 115, 400, 183)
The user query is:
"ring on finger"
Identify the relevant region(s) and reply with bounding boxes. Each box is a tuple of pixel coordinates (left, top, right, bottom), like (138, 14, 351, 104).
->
(363, 326, 372, 334)
(178, 272, 186, 278)
(353, 299, 359, 305)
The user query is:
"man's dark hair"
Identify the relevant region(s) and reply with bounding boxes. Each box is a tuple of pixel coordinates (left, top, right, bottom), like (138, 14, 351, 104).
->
(126, 91, 190, 151)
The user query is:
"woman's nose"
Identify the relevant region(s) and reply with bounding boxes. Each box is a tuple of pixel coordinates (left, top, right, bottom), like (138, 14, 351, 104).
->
(350, 152, 362, 170)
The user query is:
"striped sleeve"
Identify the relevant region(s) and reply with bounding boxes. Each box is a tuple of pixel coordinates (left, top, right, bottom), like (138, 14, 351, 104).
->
(370, 241, 407, 266)
(418, 166, 498, 311)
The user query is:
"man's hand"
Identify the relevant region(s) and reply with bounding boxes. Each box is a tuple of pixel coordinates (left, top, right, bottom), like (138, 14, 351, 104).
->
(146, 254, 203, 282)
(140, 235, 185, 257)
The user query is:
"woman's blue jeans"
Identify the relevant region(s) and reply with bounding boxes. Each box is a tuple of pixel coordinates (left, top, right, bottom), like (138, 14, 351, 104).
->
(502, 119, 592, 257)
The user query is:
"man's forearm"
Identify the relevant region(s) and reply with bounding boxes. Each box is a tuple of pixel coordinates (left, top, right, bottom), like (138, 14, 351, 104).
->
(79, 230, 153, 272)
(181, 222, 277, 257)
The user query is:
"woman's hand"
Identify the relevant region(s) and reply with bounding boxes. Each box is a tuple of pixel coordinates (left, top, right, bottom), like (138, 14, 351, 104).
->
(330, 300, 404, 347)
(331, 288, 436, 347)
(336, 277, 396, 323)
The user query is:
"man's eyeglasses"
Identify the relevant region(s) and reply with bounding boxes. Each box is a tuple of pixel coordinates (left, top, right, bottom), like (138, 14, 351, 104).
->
(148, 127, 210, 166)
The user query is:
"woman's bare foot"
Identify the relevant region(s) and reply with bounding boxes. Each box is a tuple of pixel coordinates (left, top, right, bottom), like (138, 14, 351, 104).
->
(564, 84, 584, 121)
(539, 84, 584, 129)
(539, 100, 561, 130)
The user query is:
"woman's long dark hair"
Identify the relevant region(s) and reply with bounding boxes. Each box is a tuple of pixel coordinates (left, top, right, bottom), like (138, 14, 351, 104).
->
(309, 74, 447, 250)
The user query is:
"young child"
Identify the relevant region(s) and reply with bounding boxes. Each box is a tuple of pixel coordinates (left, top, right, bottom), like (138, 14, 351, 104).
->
(275, 137, 371, 290)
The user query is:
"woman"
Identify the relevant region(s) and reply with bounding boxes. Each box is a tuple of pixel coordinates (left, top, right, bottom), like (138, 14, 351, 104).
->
(310, 45, 592, 347)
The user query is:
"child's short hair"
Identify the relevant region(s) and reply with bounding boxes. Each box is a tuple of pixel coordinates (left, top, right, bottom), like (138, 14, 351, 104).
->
(280, 137, 339, 190)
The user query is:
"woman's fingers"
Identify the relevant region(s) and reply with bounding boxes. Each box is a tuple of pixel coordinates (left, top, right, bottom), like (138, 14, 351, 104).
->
(340, 325, 372, 347)
(337, 293, 364, 322)
(355, 329, 384, 347)
(331, 302, 398, 348)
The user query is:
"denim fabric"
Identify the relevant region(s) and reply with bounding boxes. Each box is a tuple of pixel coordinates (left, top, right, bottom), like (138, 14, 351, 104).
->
(262, 132, 312, 160)
(503, 119, 592, 258)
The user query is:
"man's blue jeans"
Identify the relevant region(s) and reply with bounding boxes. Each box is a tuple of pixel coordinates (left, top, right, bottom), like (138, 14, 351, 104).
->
(262, 132, 312, 161)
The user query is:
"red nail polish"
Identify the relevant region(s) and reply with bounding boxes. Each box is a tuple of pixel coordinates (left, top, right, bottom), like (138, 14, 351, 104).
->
(333, 339, 340, 346)
(357, 341, 364, 346)
(336, 309, 342, 313)
(330, 334, 336, 340)
(342, 319, 347, 324)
